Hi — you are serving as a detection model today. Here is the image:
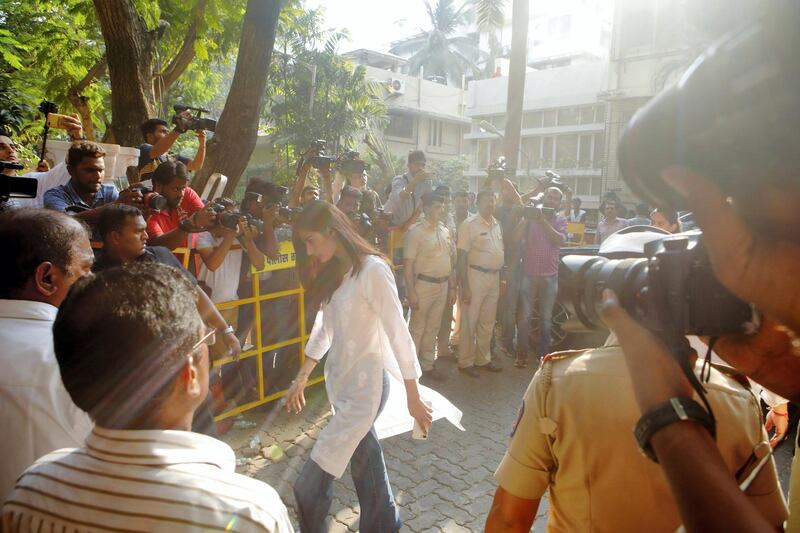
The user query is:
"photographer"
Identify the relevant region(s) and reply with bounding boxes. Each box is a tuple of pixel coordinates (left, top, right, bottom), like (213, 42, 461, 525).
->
(43, 141, 144, 236)
(510, 187, 567, 367)
(385, 150, 433, 228)
(137, 116, 205, 181)
(485, 226, 788, 532)
(342, 158, 382, 219)
(146, 160, 214, 251)
(1, 115, 83, 209)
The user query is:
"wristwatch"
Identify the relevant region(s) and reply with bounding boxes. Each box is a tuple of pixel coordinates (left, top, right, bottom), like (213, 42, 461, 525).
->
(634, 397, 716, 462)
(219, 325, 235, 336)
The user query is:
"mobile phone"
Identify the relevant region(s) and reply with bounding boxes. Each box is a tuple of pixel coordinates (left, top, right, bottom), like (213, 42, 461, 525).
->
(412, 419, 428, 440)
(46, 113, 72, 130)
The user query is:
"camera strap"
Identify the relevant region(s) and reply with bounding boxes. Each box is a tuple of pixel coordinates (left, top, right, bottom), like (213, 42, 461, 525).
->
(664, 335, 717, 438)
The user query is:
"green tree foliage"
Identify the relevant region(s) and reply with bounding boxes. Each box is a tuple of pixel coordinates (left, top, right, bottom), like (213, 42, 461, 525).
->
(266, 7, 387, 185)
(473, 0, 506, 77)
(389, 0, 482, 84)
(0, 0, 245, 147)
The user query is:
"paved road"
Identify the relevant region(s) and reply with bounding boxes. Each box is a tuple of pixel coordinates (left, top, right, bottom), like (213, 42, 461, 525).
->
(226, 353, 547, 532)
(226, 351, 794, 532)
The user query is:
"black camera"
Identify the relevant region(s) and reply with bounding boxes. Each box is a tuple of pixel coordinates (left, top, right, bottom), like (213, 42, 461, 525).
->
(559, 232, 754, 337)
(307, 140, 336, 170)
(523, 203, 555, 220)
(210, 203, 240, 230)
(337, 149, 370, 174)
(0, 161, 36, 200)
(617, 9, 800, 209)
(243, 214, 264, 233)
(263, 183, 289, 208)
(132, 186, 167, 211)
(278, 206, 303, 222)
(172, 104, 217, 133)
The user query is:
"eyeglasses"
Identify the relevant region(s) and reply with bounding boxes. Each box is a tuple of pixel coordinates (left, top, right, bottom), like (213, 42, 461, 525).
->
(191, 328, 216, 353)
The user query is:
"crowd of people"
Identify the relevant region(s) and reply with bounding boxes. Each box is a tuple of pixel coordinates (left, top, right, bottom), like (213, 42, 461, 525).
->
(2, 13, 800, 528)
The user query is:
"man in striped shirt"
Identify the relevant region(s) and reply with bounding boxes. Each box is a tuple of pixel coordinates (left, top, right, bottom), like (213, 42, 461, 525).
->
(2, 263, 292, 532)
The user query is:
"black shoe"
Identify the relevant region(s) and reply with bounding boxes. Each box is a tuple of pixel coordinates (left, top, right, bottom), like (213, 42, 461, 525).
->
(422, 368, 447, 382)
(458, 366, 480, 378)
(478, 361, 502, 372)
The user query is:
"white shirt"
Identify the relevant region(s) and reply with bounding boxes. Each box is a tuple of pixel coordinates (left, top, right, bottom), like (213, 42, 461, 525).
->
(15, 163, 71, 209)
(3, 426, 293, 532)
(0, 299, 93, 499)
(305, 256, 463, 478)
(196, 231, 243, 304)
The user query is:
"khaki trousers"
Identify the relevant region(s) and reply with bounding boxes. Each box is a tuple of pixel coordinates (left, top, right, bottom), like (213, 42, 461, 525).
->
(409, 279, 449, 371)
(458, 269, 499, 368)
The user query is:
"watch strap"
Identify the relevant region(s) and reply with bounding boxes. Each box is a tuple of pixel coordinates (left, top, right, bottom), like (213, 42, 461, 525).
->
(634, 397, 716, 462)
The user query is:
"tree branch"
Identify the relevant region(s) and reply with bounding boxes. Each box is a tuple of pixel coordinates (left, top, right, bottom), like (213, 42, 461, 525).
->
(154, 0, 208, 101)
(67, 57, 107, 141)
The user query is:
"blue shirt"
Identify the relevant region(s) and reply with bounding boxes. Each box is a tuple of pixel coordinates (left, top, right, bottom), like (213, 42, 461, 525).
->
(43, 180, 119, 213)
(137, 144, 191, 181)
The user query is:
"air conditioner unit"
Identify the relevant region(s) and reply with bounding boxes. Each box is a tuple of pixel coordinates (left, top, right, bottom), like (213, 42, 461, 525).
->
(390, 78, 406, 95)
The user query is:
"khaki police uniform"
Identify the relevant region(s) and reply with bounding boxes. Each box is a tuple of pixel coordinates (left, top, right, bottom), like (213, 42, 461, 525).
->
(457, 214, 505, 369)
(405, 220, 453, 371)
(496, 344, 788, 532)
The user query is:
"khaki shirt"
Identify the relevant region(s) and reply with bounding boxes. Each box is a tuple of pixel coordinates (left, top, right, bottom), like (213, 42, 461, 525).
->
(496, 345, 787, 532)
(457, 214, 504, 271)
(404, 221, 453, 278)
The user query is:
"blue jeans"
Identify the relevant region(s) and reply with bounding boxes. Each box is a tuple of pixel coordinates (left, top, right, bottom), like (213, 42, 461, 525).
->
(294, 372, 400, 533)
(517, 274, 558, 359)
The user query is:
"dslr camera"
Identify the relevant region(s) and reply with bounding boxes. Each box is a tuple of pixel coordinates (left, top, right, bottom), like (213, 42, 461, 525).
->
(560, 232, 754, 338)
(131, 186, 167, 211)
(172, 104, 217, 133)
(523, 201, 555, 220)
(337, 149, 370, 175)
(0, 161, 37, 200)
(307, 140, 336, 171)
(209, 201, 265, 233)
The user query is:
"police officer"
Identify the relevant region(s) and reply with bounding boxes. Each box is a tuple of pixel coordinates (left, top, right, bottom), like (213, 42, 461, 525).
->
(484, 228, 788, 532)
(456, 190, 504, 376)
(404, 192, 455, 381)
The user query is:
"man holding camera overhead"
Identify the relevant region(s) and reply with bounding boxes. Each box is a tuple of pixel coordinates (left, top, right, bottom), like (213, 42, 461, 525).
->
(510, 186, 567, 368)
(137, 111, 206, 182)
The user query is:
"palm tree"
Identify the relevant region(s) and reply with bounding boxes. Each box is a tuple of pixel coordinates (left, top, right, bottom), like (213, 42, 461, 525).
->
(473, 0, 506, 78)
(389, 0, 481, 84)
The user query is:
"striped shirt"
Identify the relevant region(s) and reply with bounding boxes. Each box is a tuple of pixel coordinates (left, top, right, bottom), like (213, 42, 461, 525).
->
(2, 427, 293, 532)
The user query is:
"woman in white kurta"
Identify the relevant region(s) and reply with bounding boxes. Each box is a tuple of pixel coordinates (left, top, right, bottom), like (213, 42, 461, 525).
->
(286, 201, 432, 533)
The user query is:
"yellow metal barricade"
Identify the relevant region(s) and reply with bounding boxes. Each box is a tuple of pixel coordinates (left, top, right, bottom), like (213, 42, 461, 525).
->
(175, 243, 323, 421)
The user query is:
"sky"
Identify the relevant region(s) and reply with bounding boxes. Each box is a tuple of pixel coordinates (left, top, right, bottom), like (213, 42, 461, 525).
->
(304, 0, 433, 53)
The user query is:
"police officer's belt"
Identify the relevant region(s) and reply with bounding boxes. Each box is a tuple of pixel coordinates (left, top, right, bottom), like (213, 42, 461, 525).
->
(469, 265, 501, 274)
(417, 274, 449, 283)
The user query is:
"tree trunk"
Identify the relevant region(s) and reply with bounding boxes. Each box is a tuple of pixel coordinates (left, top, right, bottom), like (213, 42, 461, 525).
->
(503, 0, 529, 184)
(192, 0, 283, 196)
(67, 59, 107, 141)
(93, 0, 155, 147)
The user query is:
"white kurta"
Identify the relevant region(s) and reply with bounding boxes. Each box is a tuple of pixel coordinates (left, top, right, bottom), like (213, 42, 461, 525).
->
(305, 255, 463, 478)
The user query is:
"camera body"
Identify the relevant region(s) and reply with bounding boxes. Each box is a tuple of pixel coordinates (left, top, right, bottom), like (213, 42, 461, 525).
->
(523, 203, 555, 220)
(210, 202, 240, 230)
(132, 186, 167, 211)
(0, 161, 36, 200)
(278, 206, 303, 222)
(172, 104, 217, 133)
(560, 232, 754, 338)
(307, 140, 336, 170)
(337, 149, 370, 175)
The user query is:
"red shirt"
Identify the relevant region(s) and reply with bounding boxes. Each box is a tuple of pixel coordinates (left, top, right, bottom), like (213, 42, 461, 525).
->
(146, 186, 205, 248)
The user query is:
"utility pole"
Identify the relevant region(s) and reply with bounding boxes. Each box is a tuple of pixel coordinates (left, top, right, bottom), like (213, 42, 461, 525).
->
(504, 0, 529, 187)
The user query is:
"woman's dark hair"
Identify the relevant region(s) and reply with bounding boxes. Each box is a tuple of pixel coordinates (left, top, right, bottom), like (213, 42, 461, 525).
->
(293, 200, 386, 308)
(651, 207, 680, 226)
(54, 263, 201, 428)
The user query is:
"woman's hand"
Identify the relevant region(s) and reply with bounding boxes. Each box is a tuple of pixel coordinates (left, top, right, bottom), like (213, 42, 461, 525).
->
(286, 376, 308, 414)
(407, 394, 433, 433)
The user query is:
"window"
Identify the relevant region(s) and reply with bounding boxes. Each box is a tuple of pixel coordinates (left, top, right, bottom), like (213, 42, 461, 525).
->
(386, 112, 414, 138)
(575, 177, 591, 195)
(543, 110, 557, 127)
(590, 177, 603, 196)
(595, 104, 606, 123)
(556, 135, 578, 168)
(540, 136, 554, 167)
(428, 119, 443, 147)
(578, 134, 592, 168)
(557, 107, 579, 126)
(476, 140, 489, 169)
(593, 133, 606, 168)
(579, 106, 596, 124)
(521, 136, 541, 168)
(523, 111, 543, 129)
